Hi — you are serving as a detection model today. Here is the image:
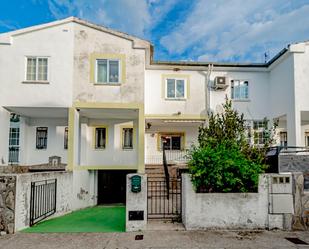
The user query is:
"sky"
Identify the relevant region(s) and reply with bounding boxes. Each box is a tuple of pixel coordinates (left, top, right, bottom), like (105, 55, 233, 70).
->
(1, 0, 309, 63)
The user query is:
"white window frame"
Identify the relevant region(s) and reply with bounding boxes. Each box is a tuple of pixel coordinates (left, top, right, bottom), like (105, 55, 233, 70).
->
(165, 78, 187, 100)
(252, 120, 268, 145)
(25, 56, 49, 82)
(95, 59, 121, 84)
(231, 80, 249, 100)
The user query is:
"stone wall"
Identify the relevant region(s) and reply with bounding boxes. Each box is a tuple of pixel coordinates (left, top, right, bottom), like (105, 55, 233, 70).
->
(292, 173, 309, 230)
(279, 153, 309, 190)
(0, 175, 16, 234)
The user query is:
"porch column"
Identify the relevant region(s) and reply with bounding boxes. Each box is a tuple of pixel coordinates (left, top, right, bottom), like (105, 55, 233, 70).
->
(138, 106, 145, 173)
(67, 108, 80, 171)
(287, 110, 301, 146)
(0, 107, 10, 166)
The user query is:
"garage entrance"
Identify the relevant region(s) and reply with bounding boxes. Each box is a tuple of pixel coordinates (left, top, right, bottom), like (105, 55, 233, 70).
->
(97, 170, 136, 204)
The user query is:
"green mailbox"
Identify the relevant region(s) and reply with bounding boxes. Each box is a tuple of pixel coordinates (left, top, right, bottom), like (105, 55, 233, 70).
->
(131, 175, 141, 193)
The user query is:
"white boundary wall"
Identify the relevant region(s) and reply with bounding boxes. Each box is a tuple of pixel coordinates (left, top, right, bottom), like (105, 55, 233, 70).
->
(182, 174, 270, 230)
(14, 171, 73, 231)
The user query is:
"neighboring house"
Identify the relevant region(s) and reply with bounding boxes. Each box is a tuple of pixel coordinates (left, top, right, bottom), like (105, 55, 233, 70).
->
(0, 17, 309, 208)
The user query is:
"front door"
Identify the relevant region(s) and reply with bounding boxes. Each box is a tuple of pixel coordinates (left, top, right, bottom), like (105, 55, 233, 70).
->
(97, 170, 135, 204)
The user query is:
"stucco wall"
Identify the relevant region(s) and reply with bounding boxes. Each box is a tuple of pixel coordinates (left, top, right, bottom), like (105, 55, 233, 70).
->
(182, 174, 269, 230)
(145, 70, 206, 116)
(14, 171, 72, 231)
(73, 23, 147, 104)
(79, 119, 138, 167)
(0, 23, 74, 108)
(21, 118, 68, 165)
(209, 71, 270, 120)
(72, 170, 97, 210)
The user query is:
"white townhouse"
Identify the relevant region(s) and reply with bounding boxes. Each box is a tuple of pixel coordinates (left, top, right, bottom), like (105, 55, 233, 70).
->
(0, 17, 309, 208)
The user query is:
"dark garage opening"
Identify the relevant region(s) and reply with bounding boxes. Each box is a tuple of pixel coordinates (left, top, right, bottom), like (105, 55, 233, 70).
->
(97, 170, 136, 205)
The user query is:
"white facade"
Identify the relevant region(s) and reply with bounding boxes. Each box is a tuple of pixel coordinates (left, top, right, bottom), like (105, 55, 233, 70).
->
(1, 17, 309, 206)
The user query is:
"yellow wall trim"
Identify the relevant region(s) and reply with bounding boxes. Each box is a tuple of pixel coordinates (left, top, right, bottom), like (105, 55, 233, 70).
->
(67, 108, 75, 171)
(73, 101, 143, 109)
(145, 114, 207, 120)
(89, 53, 126, 84)
(161, 74, 190, 99)
(73, 165, 138, 170)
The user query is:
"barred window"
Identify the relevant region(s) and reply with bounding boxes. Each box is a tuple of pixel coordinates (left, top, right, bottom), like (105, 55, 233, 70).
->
(36, 127, 48, 149)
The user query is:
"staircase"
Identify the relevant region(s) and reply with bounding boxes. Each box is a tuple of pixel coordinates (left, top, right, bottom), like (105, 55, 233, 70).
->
(145, 164, 166, 181)
(145, 164, 188, 181)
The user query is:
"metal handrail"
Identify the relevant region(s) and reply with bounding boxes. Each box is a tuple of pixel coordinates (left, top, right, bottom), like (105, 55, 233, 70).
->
(162, 146, 170, 199)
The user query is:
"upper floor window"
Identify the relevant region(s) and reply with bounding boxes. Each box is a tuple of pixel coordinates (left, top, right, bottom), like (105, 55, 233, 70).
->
(166, 78, 186, 99)
(36, 127, 48, 149)
(231, 80, 248, 100)
(26, 57, 48, 82)
(96, 59, 120, 84)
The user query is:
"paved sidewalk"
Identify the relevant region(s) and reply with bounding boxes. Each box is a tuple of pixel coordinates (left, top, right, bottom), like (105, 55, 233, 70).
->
(0, 230, 309, 249)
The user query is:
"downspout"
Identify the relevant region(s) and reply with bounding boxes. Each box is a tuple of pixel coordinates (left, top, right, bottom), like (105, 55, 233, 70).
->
(204, 64, 213, 127)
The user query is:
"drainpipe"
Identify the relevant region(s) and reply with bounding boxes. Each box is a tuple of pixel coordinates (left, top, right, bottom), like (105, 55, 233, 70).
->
(204, 64, 213, 127)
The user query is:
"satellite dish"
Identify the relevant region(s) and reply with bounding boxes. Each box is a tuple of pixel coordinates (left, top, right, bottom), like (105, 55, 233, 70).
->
(215, 104, 224, 114)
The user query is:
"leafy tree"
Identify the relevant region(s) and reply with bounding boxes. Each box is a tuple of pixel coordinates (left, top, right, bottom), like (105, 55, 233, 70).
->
(188, 98, 275, 193)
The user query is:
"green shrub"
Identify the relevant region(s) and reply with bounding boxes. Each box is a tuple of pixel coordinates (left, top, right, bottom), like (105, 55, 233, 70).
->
(188, 98, 272, 193)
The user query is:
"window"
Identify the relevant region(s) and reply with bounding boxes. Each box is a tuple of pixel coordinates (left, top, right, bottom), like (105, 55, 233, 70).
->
(26, 57, 48, 81)
(36, 127, 48, 149)
(244, 121, 252, 144)
(253, 120, 268, 145)
(64, 127, 68, 150)
(166, 78, 186, 99)
(122, 128, 133, 149)
(231, 80, 249, 100)
(305, 132, 309, 147)
(95, 127, 107, 149)
(96, 59, 120, 84)
(9, 124, 20, 164)
(160, 134, 184, 150)
(280, 132, 287, 147)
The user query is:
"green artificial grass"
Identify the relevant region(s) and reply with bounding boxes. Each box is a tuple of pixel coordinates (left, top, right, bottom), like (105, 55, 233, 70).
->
(22, 206, 126, 233)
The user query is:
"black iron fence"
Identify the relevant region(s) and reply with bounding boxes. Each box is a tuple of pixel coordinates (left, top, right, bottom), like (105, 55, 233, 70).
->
(147, 178, 181, 220)
(30, 179, 57, 226)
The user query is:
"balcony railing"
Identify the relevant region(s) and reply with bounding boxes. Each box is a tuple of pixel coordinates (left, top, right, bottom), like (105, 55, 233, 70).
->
(146, 149, 189, 165)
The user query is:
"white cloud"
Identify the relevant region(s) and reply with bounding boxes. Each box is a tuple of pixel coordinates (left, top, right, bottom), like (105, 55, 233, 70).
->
(47, 0, 177, 37)
(160, 0, 309, 62)
(47, 0, 309, 62)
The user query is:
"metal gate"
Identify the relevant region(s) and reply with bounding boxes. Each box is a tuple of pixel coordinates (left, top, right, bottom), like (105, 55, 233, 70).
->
(147, 178, 181, 220)
(30, 179, 57, 226)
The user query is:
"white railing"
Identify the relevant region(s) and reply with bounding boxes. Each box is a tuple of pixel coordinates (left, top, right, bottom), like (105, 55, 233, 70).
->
(146, 149, 189, 165)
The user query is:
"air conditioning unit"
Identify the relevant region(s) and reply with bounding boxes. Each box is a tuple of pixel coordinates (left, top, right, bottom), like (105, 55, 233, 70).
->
(213, 76, 228, 90)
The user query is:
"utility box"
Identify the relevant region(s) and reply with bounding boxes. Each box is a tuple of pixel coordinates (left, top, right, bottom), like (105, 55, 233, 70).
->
(131, 175, 141, 193)
(269, 173, 294, 214)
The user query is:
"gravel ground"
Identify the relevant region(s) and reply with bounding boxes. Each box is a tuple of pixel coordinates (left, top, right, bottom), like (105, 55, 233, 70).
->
(0, 230, 309, 249)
